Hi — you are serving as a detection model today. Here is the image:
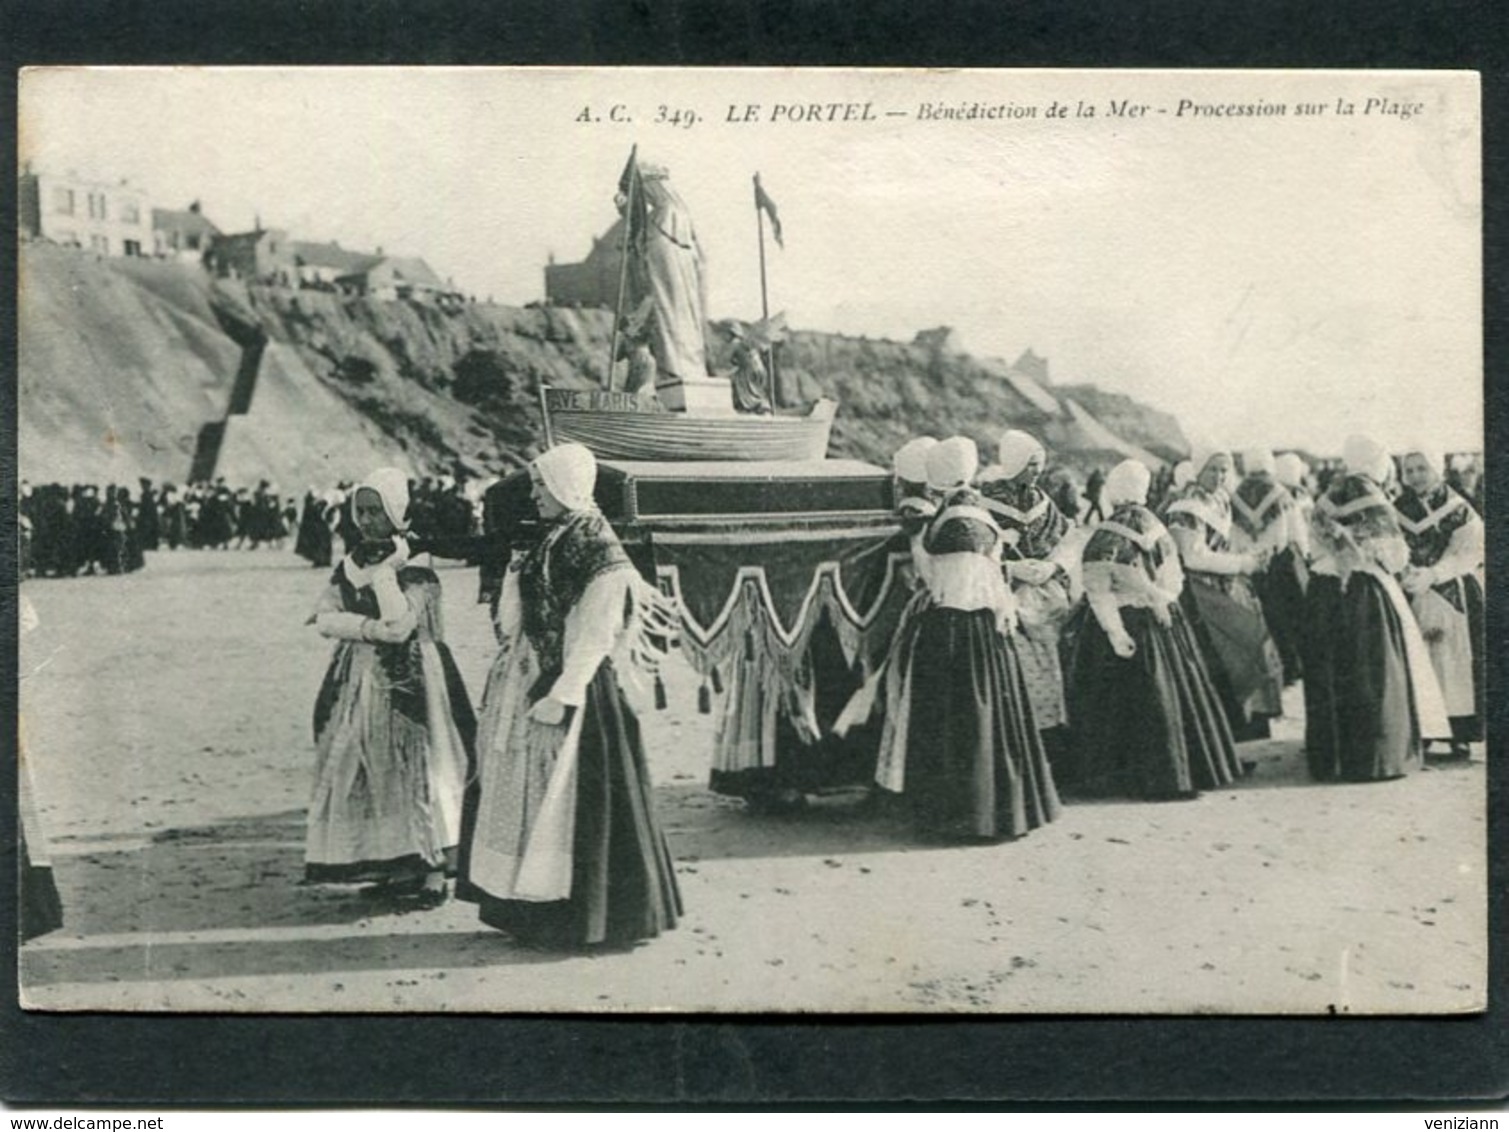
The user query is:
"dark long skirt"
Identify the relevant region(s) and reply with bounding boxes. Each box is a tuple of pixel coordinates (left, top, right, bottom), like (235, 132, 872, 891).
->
(1180, 574, 1285, 741)
(902, 608, 1060, 841)
(1302, 573, 1420, 782)
(1256, 548, 1308, 685)
(461, 664, 683, 949)
(1065, 604, 1241, 799)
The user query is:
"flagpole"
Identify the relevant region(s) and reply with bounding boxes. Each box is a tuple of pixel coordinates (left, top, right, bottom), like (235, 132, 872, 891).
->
(607, 144, 639, 392)
(754, 174, 776, 413)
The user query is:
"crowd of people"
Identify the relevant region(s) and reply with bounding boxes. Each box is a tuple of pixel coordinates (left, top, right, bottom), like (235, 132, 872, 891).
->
(18, 475, 485, 580)
(272, 428, 1481, 958)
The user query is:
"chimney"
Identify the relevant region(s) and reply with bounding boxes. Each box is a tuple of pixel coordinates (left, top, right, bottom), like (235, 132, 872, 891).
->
(190, 200, 201, 214)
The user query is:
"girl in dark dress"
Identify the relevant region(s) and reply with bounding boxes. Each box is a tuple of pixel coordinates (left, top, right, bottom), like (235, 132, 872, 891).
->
(460, 443, 682, 948)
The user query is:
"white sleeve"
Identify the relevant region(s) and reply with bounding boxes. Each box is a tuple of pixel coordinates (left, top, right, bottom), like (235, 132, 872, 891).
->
(1170, 525, 1250, 575)
(1434, 513, 1485, 580)
(548, 569, 632, 707)
(362, 588, 421, 644)
(1082, 562, 1130, 642)
(316, 611, 369, 641)
(368, 564, 407, 622)
(316, 586, 421, 644)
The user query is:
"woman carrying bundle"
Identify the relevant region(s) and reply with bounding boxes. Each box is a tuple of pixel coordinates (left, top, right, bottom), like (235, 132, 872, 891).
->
(1394, 444, 1483, 760)
(460, 443, 682, 949)
(304, 468, 475, 907)
(1065, 460, 1241, 799)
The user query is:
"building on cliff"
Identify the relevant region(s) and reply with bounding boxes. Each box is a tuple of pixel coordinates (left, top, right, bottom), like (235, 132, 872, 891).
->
(18, 166, 154, 257)
(291, 240, 382, 288)
(336, 254, 446, 301)
(207, 227, 295, 284)
(544, 218, 625, 308)
(152, 201, 221, 263)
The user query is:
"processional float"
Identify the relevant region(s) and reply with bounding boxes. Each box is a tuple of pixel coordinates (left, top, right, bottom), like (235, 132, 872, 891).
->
(486, 149, 918, 712)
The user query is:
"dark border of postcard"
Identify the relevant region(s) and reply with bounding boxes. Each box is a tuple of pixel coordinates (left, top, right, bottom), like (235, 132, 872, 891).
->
(1, 0, 1504, 1107)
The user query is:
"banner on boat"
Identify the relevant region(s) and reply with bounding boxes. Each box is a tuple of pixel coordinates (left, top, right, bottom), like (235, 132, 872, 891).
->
(545, 388, 657, 413)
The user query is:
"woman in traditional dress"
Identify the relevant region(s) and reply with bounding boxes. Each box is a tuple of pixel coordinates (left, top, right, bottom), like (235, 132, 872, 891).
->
(978, 430, 1075, 774)
(460, 443, 682, 948)
(1164, 448, 1285, 743)
(1395, 445, 1484, 759)
(889, 437, 1061, 841)
(1064, 460, 1241, 799)
(1304, 435, 1450, 782)
(304, 468, 474, 907)
(1231, 448, 1309, 686)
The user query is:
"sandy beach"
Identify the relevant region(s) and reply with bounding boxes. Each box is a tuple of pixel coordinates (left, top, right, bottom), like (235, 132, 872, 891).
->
(17, 549, 1486, 1014)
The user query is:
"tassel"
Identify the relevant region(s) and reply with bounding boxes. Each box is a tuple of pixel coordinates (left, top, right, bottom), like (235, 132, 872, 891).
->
(745, 630, 756, 661)
(710, 666, 723, 695)
(697, 679, 711, 715)
(654, 674, 668, 711)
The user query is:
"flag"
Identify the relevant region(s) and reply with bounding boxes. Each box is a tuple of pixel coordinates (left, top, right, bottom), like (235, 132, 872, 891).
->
(753, 173, 783, 248)
(616, 147, 648, 248)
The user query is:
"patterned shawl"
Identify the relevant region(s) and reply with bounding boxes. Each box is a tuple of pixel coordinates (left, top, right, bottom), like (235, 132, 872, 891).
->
(518, 508, 632, 679)
(1163, 484, 1233, 549)
(1084, 503, 1180, 579)
(979, 478, 1070, 561)
(1395, 483, 1477, 569)
(1230, 472, 1295, 543)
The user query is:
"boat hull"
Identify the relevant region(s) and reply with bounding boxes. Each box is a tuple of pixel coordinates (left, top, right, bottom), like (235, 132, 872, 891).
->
(551, 409, 832, 462)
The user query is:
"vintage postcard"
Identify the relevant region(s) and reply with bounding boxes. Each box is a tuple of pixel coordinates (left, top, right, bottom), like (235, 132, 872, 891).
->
(16, 66, 1483, 1014)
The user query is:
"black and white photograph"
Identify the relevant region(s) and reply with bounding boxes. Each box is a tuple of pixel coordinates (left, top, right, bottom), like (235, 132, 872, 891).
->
(15, 66, 1484, 1015)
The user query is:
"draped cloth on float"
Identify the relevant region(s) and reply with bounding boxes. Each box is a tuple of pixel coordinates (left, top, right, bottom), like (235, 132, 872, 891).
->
(650, 523, 915, 696)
